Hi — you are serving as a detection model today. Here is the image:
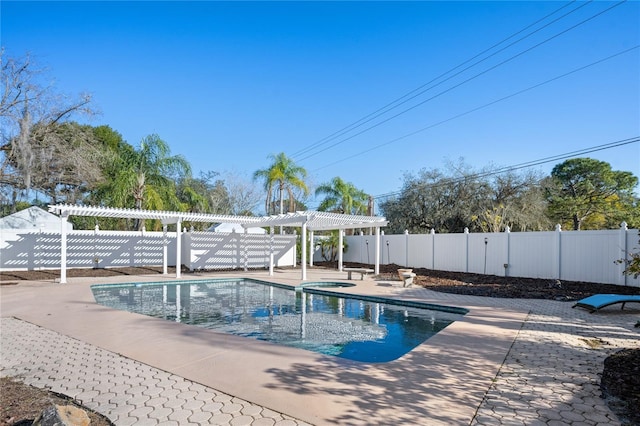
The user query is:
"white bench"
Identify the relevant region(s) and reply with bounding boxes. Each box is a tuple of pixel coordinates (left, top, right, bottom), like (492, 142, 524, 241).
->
(397, 269, 417, 287)
(343, 267, 374, 280)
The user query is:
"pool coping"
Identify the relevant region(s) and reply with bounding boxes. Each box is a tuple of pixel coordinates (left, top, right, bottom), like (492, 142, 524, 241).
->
(0, 269, 528, 425)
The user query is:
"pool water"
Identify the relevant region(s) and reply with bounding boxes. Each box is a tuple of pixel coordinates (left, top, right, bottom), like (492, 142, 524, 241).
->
(91, 278, 466, 362)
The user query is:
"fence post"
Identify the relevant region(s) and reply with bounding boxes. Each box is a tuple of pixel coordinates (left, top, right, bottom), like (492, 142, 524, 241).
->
(404, 229, 409, 267)
(503, 226, 511, 277)
(93, 224, 99, 269)
(464, 228, 469, 273)
(553, 224, 562, 280)
(430, 229, 435, 269)
(36, 226, 43, 271)
(619, 222, 628, 286)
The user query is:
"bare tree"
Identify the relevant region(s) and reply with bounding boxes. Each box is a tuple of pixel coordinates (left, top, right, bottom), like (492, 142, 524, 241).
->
(1, 50, 97, 208)
(223, 170, 263, 215)
(473, 169, 550, 232)
(381, 159, 549, 234)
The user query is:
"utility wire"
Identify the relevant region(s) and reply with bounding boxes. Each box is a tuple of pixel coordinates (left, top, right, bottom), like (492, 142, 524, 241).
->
(291, 0, 589, 160)
(373, 136, 640, 200)
(310, 45, 639, 173)
(296, 0, 628, 163)
(290, 0, 583, 159)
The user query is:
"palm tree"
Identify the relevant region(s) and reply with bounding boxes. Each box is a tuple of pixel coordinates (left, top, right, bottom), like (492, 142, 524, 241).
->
(315, 177, 369, 215)
(253, 152, 309, 217)
(98, 134, 191, 230)
(318, 230, 349, 262)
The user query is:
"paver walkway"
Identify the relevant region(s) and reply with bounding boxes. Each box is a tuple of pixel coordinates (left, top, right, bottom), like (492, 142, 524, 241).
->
(2, 272, 639, 425)
(391, 288, 639, 426)
(1, 317, 311, 426)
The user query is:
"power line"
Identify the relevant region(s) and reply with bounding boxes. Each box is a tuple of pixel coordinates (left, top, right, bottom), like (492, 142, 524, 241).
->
(290, 0, 584, 160)
(296, 0, 628, 163)
(310, 45, 639, 173)
(373, 136, 640, 200)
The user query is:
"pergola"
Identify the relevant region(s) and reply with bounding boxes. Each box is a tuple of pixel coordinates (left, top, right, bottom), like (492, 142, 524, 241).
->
(48, 204, 387, 283)
(245, 211, 388, 280)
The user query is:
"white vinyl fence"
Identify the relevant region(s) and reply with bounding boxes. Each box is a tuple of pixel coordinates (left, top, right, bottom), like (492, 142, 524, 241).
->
(1, 229, 296, 272)
(337, 224, 640, 287)
(4, 224, 639, 287)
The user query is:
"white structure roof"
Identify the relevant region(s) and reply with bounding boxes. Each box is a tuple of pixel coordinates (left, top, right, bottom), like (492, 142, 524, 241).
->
(209, 222, 266, 234)
(0, 206, 73, 231)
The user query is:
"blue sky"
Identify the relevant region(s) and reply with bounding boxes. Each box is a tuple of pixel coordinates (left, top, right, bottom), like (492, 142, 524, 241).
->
(2, 1, 639, 209)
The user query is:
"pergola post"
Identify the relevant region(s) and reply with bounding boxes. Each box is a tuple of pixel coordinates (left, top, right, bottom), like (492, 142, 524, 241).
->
(292, 230, 297, 268)
(374, 226, 380, 275)
(175, 219, 182, 279)
(338, 229, 344, 272)
(162, 224, 168, 275)
(59, 212, 69, 284)
(244, 229, 249, 271)
(301, 221, 307, 281)
(309, 230, 314, 267)
(269, 229, 274, 276)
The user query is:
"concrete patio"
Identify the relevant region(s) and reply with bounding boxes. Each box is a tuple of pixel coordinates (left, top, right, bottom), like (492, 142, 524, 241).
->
(1, 268, 638, 425)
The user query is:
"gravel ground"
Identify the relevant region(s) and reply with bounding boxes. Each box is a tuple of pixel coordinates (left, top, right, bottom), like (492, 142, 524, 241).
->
(0, 377, 113, 426)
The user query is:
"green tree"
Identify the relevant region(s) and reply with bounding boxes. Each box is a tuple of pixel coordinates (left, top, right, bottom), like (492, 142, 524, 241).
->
(176, 171, 233, 230)
(97, 134, 191, 230)
(318, 230, 348, 262)
(621, 236, 640, 278)
(546, 158, 638, 230)
(315, 177, 369, 215)
(253, 152, 308, 216)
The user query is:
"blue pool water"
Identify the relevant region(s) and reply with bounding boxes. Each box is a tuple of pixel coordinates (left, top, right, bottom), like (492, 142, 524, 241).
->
(91, 278, 466, 362)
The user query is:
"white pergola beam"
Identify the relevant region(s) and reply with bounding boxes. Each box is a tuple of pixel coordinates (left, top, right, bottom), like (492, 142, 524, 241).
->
(307, 222, 388, 232)
(49, 204, 263, 225)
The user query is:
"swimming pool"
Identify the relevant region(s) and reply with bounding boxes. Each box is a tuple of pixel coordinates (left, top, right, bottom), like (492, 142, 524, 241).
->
(91, 278, 467, 362)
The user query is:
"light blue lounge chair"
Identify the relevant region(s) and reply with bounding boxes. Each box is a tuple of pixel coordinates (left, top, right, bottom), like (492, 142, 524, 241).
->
(573, 294, 640, 313)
